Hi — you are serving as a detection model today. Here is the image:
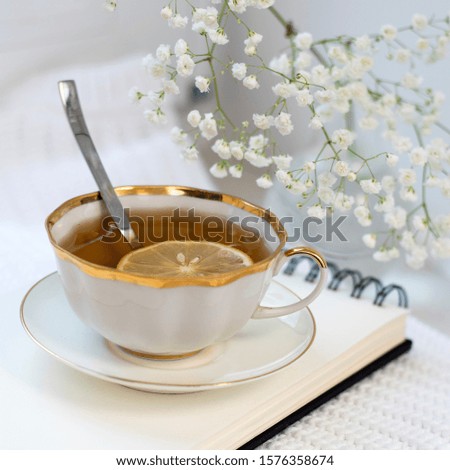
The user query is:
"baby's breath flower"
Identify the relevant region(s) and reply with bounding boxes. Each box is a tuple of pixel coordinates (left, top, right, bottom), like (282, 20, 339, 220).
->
(146, 91, 164, 108)
(272, 82, 298, 98)
(355, 35, 372, 52)
(335, 193, 355, 211)
(276, 170, 293, 186)
(360, 178, 382, 194)
(256, 174, 274, 189)
(229, 164, 243, 178)
(287, 180, 307, 195)
(359, 115, 379, 130)
(384, 207, 407, 229)
(187, 110, 202, 128)
(270, 53, 290, 75)
(199, 113, 218, 141)
(296, 89, 314, 107)
(229, 0, 248, 14)
(309, 116, 323, 130)
(431, 238, 450, 258)
(212, 139, 231, 159)
(192, 6, 219, 29)
(417, 38, 429, 51)
(253, 0, 276, 10)
(315, 89, 335, 104)
(195, 76, 210, 93)
(374, 247, 399, 262)
(176, 54, 195, 77)
(156, 44, 171, 64)
(209, 28, 229, 45)
(334, 160, 350, 177)
(406, 245, 428, 269)
(249, 134, 268, 150)
(380, 24, 397, 41)
(244, 150, 271, 168)
(182, 146, 200, 162)
(162, 79, 180, 95)
(303, 161, 316, 173)
(331, 128, 355, 150)
(274, 112, 294, 136)
(244, 32, 263, 56)
(128, 86, 144, 103)
(347, 172, 357, 182)
(243, 75, 260, 90)
(160, 6, 173, 20)
(385, 153, 399, 167)
(362, 233, 377, 248)
(294, 32, 313, 50)
(232, 63, 247, 80)
(400, 186, 418, 201)
(381, 175, 396, 194)
(142, 54, 165, 78)
(398, 168, 417, 186)
(144, 109, 167, 125)
(174, 39, 188, 56)
(253, 113, 273, 130)
(328, 46, 348, 64)
(311, 64, 330, 86)
(375, 195, 395, 213)
(401, 72, 423, 89)
(354, 206, 372, 227)
(132, 5, 450, 269)
(272, 154, 293, 170)
(307, 205, 326, 220)
(229, 141, 245, 160)
(104, 1, 117, 12)
(210, 161, 228, 178)
(170, 126, 187, 145)
(318, 186, 335, 204)
(318, 172, 337, 187)
(395, 48, 411, 63)
(168, 14, 188, 29)
(413, 216, 428, 232)
(412, 13, 428, 31)
(410, 147, 427, 166)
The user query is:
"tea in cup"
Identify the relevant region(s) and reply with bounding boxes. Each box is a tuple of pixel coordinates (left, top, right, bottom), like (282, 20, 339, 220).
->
(46, 186, 327, 358)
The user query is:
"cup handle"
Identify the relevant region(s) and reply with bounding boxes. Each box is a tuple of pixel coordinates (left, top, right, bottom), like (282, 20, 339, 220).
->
(252, 246, 328, 319)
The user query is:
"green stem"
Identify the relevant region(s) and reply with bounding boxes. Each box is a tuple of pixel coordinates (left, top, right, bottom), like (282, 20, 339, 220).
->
(413, 125, 439, 238)
(268, 6, 290, 31)
(435, 121, 450, 135)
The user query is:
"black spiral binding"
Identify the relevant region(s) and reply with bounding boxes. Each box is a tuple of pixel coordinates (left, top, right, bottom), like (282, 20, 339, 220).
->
(284, 257, 409, 308)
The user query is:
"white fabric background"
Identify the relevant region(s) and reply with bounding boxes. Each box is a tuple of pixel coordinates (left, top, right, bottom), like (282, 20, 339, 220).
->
(0, 0, 449, 449)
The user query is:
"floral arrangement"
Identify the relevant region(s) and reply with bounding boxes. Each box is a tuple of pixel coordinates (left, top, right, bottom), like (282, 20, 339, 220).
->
(106, 1, 450, 269)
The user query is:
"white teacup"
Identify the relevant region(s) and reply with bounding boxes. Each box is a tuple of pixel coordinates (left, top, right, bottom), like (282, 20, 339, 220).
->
(46, 186, 327, 359)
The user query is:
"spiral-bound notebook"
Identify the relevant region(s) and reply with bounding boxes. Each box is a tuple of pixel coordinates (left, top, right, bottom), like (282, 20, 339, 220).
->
(13, 261, 410, 449)
(239, 259, 411, 449)
(103, 259, 411, 450)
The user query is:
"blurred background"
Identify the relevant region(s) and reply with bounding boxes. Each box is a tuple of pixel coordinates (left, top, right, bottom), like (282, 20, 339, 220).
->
(1, 0, 449, 332)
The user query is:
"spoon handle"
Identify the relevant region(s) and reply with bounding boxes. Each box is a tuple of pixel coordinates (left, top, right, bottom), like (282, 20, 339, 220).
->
(58, 80, 141, 249)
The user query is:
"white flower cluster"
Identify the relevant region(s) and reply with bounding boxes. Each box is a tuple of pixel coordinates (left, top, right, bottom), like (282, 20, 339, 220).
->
(120, 1, 450, 269)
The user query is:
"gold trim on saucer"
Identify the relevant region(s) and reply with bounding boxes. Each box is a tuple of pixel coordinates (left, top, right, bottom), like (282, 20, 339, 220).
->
(20, 273, 316, 392)
(45, 186, 288, 288)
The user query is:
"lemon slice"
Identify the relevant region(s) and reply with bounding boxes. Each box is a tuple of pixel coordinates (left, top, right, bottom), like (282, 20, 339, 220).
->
(117, 241, 253, 278)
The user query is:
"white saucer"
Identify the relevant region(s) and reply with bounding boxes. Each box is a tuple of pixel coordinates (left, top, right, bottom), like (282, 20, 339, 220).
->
(20, 273, 316, 394)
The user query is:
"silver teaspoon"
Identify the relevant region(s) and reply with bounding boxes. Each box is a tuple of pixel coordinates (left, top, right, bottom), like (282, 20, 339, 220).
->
(58, 80, 142, 250)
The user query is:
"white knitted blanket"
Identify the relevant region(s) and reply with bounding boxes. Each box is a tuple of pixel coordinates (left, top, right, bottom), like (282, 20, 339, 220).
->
(261, 316, 450, 450)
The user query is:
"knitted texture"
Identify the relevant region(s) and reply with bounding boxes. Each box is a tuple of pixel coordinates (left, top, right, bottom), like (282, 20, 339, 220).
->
(261, 317, 450, 450)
